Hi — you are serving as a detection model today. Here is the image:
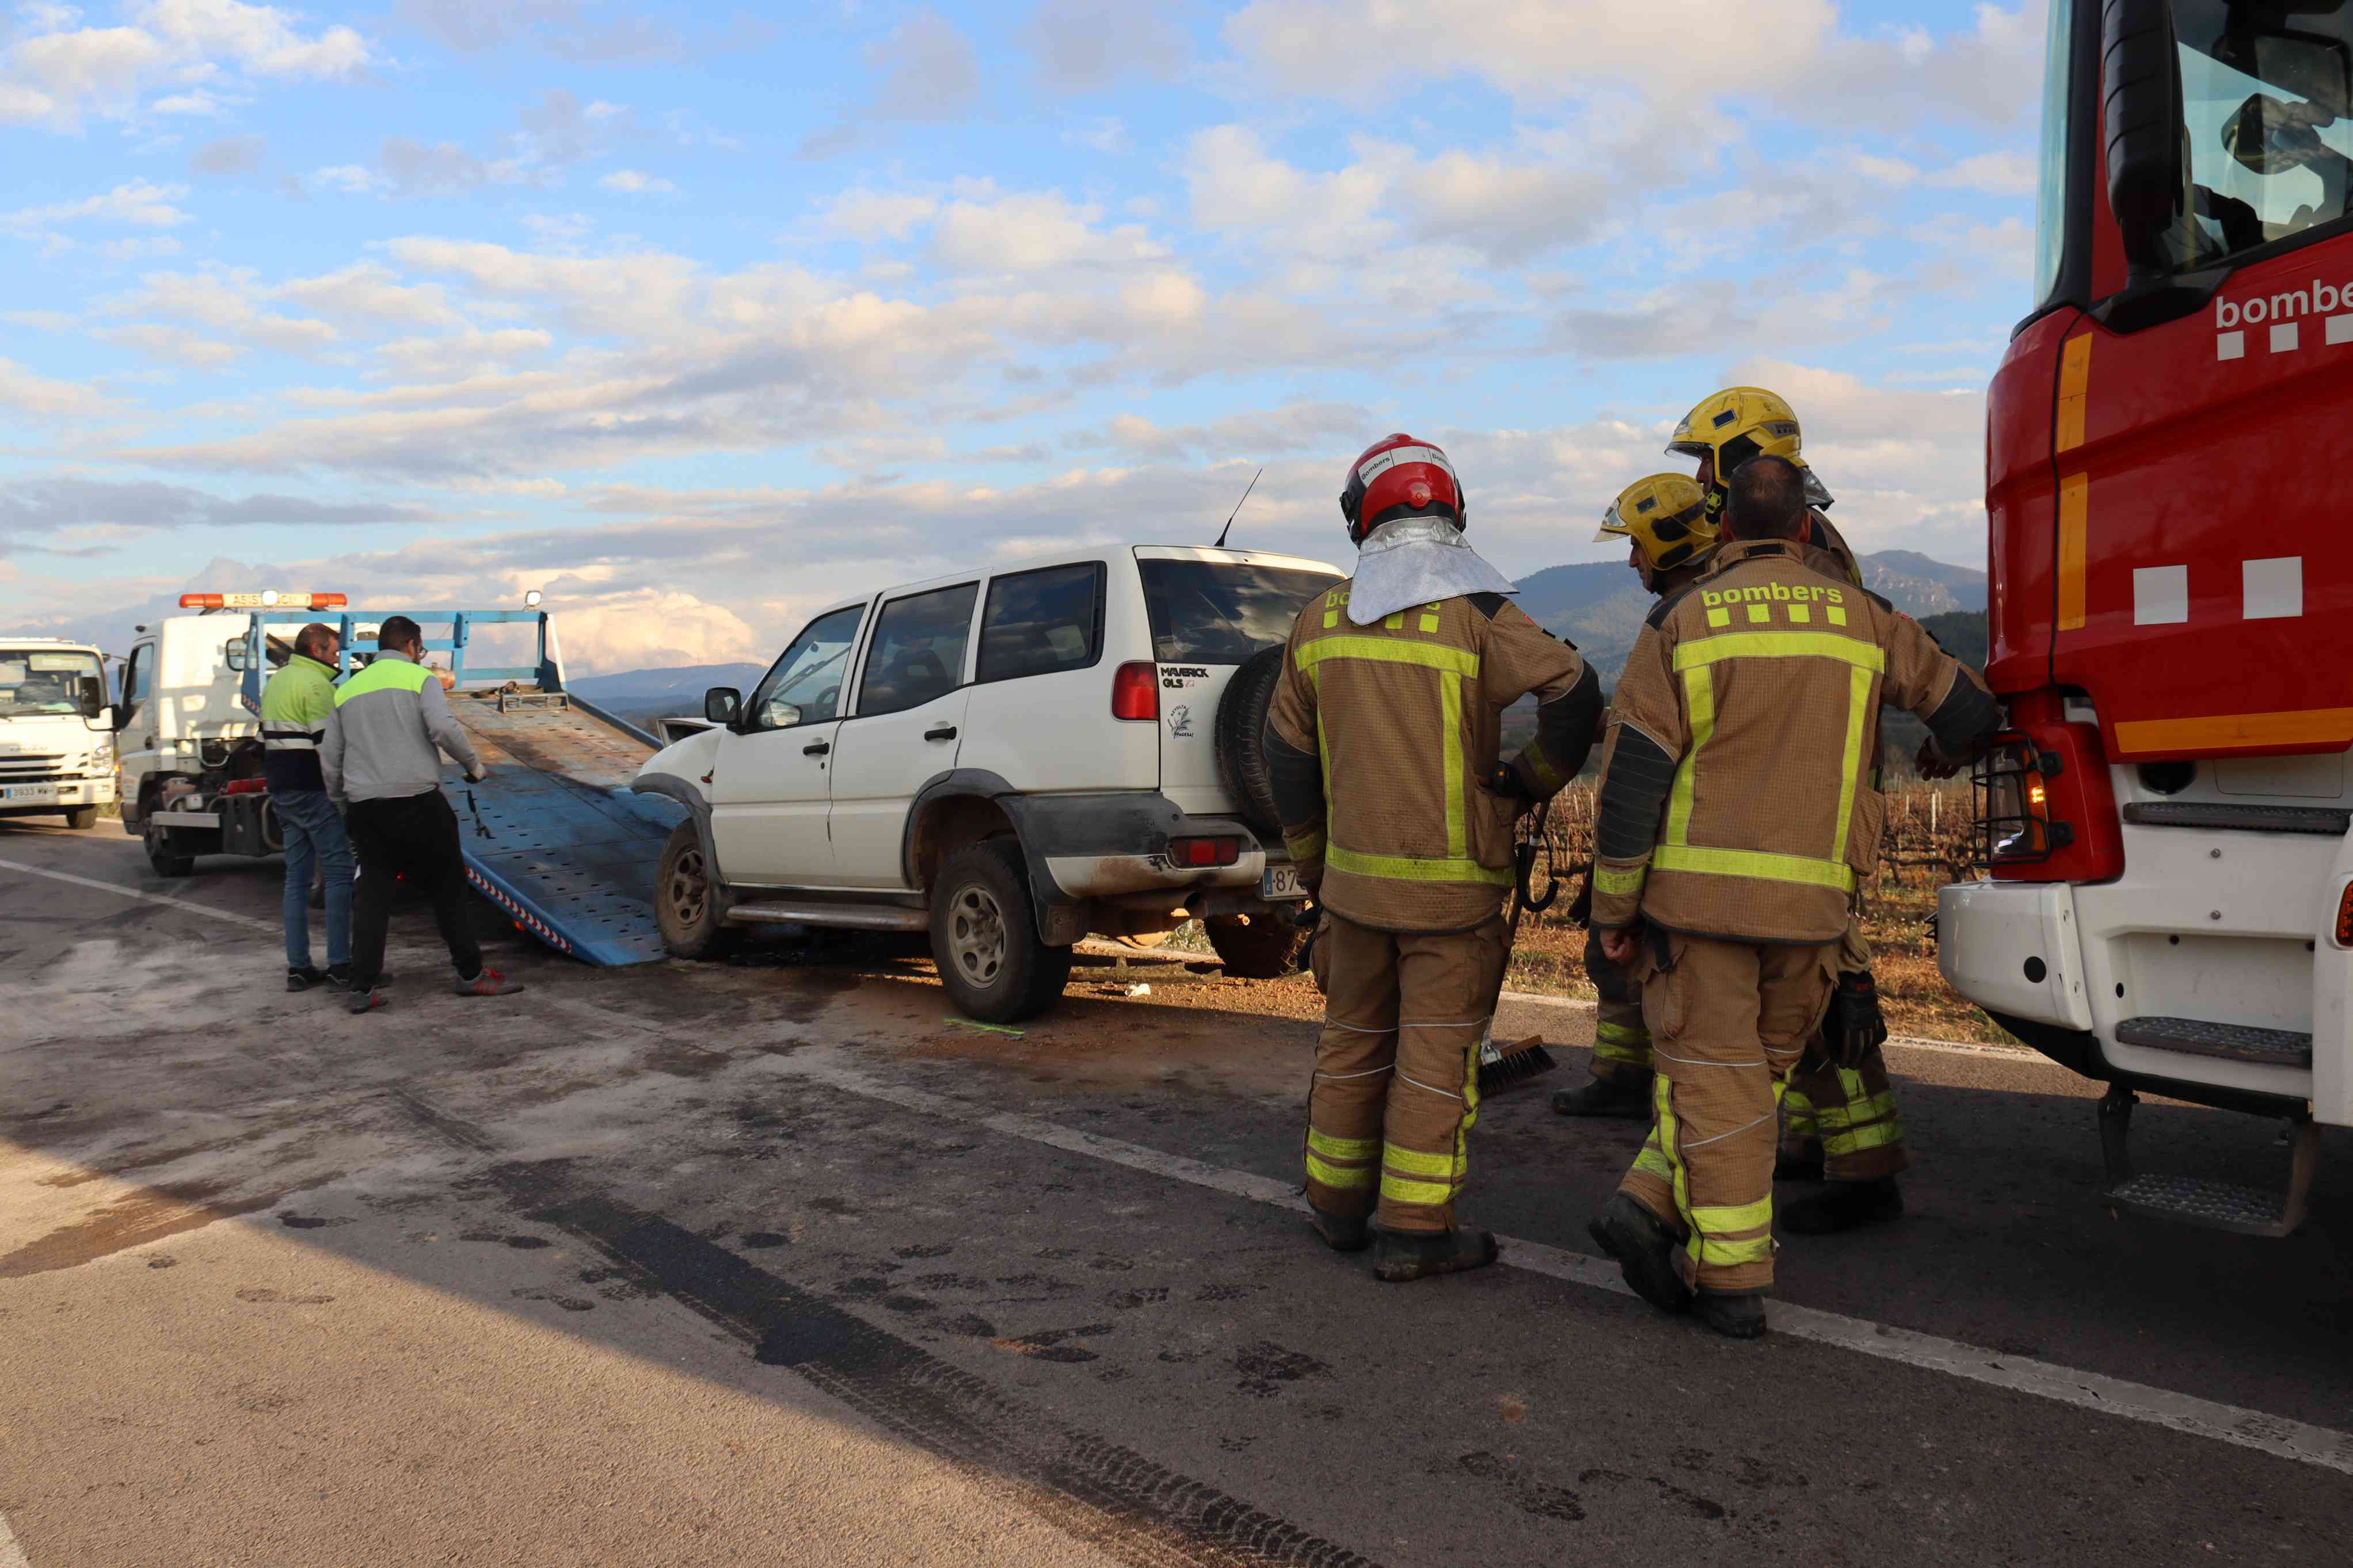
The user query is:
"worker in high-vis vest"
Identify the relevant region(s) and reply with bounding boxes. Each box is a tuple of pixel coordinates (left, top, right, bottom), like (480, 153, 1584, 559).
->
(1584, 456, 1997, 1339)
(320, 615, 525, 1016)
(1661, 387, 1919, 1235)
(1265, 433, 1603, 1283)
(260, 621, 355, 992)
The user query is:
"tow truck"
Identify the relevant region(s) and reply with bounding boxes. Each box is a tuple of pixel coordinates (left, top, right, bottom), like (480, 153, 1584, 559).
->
(1939, 0, 2353, 1235)
(0, 636, 116, 828)
(118, 590, 682, 966)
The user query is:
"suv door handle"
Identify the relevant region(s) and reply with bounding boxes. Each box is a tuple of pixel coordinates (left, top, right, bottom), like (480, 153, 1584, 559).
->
(924, 725, 957, 742)
(803, 741, 831, 756)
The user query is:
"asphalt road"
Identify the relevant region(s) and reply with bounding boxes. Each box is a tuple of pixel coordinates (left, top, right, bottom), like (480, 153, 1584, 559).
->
(2, 821, 2349, 1567)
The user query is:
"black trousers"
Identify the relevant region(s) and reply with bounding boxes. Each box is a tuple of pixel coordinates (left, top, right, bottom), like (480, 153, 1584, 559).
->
(346, 789, 480, 990)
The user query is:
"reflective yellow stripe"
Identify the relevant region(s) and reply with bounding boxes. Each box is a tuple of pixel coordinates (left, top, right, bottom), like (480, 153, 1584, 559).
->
(1671, 631, 1884, 674)
(1830, 662, 1871, 867)
(1418, 604, 1441, 632)
(1663, 665, 1713, 848)
(1651, 844, 1854, 891)
(1822, 1119, 1906, 1155)
(1306, 1153, 1376, 1189)
(1383, 1143, 1456, 1178)
(1326, 845, 1514, 887)
(1693, 1234, 1776, 1266)
(1308, 1128, 1379, 1161)
(1817, 1093, 1901, 1130)
(1634, 1143, 1674, 1181)
(1441, 673, 1465, 859)
(1594, 1020, 1649, 1046)
(1594, 864, 1644, 895)
(1380, 1173, 1455, 1207)
(1285, 828, 1326, 861)
(1690, 1197, 1773, 1233)
(1384, 611, 1406, 630)
(1294, 637, 1480, 678)
(1520, 741, 1563, 793)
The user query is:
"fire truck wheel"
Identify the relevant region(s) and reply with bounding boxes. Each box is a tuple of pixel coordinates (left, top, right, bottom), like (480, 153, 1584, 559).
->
(63, 806, 98, 830)
(655, 819, 738, 960)
(1204, 913, 1307, 979)
(931, 838, 1072, 1024)
(143, 819, 194, 878)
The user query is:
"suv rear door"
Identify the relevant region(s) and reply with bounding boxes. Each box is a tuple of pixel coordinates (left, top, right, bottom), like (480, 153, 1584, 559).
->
(1132, 548, 1343, 816)
(828, 581, 980, 888)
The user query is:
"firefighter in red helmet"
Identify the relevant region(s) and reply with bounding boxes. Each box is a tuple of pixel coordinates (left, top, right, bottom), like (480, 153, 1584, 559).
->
(1263, 434, 1604, 1280)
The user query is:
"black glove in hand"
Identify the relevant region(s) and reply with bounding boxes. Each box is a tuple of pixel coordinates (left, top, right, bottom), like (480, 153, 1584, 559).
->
(1483, 762, 1534, 803)
(1830, 970, 1889, 1070)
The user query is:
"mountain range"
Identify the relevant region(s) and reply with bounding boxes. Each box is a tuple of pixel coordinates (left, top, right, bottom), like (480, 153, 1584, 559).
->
(568, 550, 1987, 720)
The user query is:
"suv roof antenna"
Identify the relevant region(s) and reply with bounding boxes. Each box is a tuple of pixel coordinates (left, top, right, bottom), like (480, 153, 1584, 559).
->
(1212, 466, 1263, 550)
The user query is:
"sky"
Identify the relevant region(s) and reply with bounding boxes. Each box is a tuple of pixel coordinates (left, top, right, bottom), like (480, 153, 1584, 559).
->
(0, 0, 2050, 674)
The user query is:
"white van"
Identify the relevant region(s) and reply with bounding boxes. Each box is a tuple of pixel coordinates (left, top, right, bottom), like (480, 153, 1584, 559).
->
(632, 544, 1347, 1020)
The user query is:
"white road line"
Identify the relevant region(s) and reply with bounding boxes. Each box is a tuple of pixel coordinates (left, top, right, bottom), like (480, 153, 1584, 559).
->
(0, 856, 275, 934)
(0, 1508, 32, 1568)
(1499, 989, 2044, 1062)
(760, 1046, 2353, 1478)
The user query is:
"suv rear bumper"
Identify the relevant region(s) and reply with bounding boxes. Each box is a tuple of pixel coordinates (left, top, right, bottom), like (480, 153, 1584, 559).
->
(999, 790, 1303, 944)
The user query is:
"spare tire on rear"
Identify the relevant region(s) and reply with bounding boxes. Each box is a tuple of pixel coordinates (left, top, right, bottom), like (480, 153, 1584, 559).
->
(1214, 644, 1288, 838)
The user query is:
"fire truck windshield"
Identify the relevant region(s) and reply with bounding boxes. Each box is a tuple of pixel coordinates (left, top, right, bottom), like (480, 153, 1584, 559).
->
(2031, 0, 2078, 307)
(2174, 2, 2353, 264)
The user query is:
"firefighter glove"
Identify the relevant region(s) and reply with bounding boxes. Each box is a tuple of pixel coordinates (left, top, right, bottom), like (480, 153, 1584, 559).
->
(1830, 970, 1889, 1070)
(1484, 762, 1535, 803)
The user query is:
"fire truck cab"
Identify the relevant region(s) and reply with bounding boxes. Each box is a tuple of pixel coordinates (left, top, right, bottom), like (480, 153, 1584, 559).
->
(1939, 0, 2353, 1234)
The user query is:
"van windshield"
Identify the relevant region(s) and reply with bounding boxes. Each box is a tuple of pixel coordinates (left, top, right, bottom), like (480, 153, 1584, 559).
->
(1137, 559, 1338, 665)
(0, 648, 104, 720)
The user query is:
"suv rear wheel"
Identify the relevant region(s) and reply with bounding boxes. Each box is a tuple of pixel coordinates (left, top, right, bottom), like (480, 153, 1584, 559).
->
(655, 819, 738, 960)
(931, 838, 1072, 1023)
(1204, 911, 1307, 978)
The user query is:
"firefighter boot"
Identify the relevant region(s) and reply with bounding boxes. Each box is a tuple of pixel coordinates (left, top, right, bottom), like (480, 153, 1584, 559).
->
(1309, 1207, 1371, 1253)
(1372, 1227, 1499, 1283)
(1779, 1175, 1903, 1235)
(1587, 1193, 1692, 1316)
(1693, 1290, 1768, 1340)
(1551, 1074, 1651, 1119)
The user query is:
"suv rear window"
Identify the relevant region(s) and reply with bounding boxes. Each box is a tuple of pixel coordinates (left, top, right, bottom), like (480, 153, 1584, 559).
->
(1137, 559, 1337, 666)
(977, 562, 1104, 683)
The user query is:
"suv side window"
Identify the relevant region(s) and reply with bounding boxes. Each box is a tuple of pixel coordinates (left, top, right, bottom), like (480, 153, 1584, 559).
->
(976, 563, 1104, 684)
(121, 643, 152, 726)
(745, 605, 863, 731)
(855, 584, 977, 718)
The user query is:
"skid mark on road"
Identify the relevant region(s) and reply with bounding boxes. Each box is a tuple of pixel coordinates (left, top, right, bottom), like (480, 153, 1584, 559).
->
(758, 1047, 2353, 1478)
(0, 856, 275, 934)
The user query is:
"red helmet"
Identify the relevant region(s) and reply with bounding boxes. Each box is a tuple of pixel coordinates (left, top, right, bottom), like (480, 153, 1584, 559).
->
(1338, 433, 1465, 545)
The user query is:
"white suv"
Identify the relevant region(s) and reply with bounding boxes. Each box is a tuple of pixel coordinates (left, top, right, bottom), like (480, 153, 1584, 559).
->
(632, 544, 1347, 1020)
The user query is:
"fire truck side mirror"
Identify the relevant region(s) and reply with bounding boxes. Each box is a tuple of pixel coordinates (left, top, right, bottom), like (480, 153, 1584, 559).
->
(2100, 0, 2188, 281)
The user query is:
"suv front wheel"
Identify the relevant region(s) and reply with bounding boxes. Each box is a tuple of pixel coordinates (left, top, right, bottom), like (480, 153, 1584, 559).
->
(931, 838, 1072, 1023)
(655, 819, 738, 960)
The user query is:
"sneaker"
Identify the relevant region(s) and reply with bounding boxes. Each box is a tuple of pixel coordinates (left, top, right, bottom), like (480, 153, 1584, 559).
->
(1372, 1227, 1498, 1283)
(455, 968, 526, 998)
(325, 966, 394, 991)
(1693, 1290, 1769, 1340)
(287, 965, 328, 993)
(1587, 1193, 1693, 1317)
(1308, 1208, 1371, 1254)
(1550, 1075, 1653, 1120)
(346, 987, 388, 1015)
(1780, 1175, 1903, 1235)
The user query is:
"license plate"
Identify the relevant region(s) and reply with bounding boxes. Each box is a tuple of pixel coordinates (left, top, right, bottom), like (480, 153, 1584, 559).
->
(1, 784, 58, 803)
(1261, 864, 1307, 900)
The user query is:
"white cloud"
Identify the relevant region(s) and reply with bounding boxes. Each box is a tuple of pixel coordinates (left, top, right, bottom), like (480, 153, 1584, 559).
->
(272, 262, 461, 328)
(6, 179, 192, 229)
(0, 356, 106, 417)
(1929, 149, 2037, 197)
(0, 0, 372, 131)
(311, 164, 379, 194)
(599, 168, 674, 194)
(98, 321, 243, 368)
(1021, 0, 1187, 93)
(189, 131, 265, 174)
(927, 189, 1166, 274)
(101, 268, 340, 357)
(799, 8, 978, 158)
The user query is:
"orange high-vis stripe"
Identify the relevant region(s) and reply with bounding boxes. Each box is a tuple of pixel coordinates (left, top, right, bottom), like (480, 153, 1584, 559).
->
(2114, 707, 2353, 756)
(2056, 474, 2088, 631)
(2055, 334, 2092, 453)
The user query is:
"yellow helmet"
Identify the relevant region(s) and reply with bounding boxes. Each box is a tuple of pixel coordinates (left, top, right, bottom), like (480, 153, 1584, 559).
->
(1596, 473, 1716, 575)
(1667, 386, 1814, 518)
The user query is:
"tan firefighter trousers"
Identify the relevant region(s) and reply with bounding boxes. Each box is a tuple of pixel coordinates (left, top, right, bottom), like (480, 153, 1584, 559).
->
(1781, 1042, 1912, 1181)
(1304, 912, 1513, 1234)
(1618, 932, 1838, 1294)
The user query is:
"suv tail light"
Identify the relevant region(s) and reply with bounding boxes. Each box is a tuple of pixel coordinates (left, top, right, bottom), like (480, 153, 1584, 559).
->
(1974, 690, 2123, 883)
(1112, 662, 1159, 721)
(1168, 835, 1240, 868)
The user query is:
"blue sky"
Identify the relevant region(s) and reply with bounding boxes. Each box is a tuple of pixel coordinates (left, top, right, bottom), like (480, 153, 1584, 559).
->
(1, 1, 2049, 672)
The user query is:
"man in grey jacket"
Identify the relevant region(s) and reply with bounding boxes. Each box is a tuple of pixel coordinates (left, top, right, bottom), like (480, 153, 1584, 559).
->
(321, 615, 525, 1015)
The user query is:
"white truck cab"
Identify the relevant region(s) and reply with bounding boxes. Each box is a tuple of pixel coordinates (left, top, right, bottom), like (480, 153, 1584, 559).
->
(0, 638, 117, 829)
(633, 543, 1348, 1021)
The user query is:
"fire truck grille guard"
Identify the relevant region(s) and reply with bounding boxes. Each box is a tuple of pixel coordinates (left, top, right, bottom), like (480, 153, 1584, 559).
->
(1971, 739, 2048, 869)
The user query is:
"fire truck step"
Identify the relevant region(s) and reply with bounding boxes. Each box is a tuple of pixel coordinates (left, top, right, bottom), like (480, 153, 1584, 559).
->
(2119, 802, 2351, 835)
(2097, 1086, 2319, 1238)
(2112, 1015, 2312, 1067)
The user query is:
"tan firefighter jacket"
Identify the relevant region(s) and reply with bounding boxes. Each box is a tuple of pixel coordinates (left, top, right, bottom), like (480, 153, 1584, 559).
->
(1589, 539, 1998, 944)
(1264, 585, 1600, 933)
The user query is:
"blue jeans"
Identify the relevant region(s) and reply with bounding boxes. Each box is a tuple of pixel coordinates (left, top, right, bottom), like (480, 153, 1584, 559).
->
(273, 789, 353, 970)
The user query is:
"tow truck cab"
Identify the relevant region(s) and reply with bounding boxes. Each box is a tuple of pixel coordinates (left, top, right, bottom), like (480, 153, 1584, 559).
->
(1940, 0, 2353, 1232)
(0, 637, 116, 828)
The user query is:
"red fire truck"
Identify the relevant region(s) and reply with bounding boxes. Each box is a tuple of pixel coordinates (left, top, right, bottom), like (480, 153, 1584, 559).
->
(1939, 0, 2353, 1236)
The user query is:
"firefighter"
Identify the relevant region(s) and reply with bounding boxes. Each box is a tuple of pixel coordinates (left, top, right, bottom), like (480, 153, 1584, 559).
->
(1665, 386, 1912, 1234)
(1583, 456, 1998, 1337)
(1550, 474, 1719, 1121)
(1265, 433, 1603, 1282)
